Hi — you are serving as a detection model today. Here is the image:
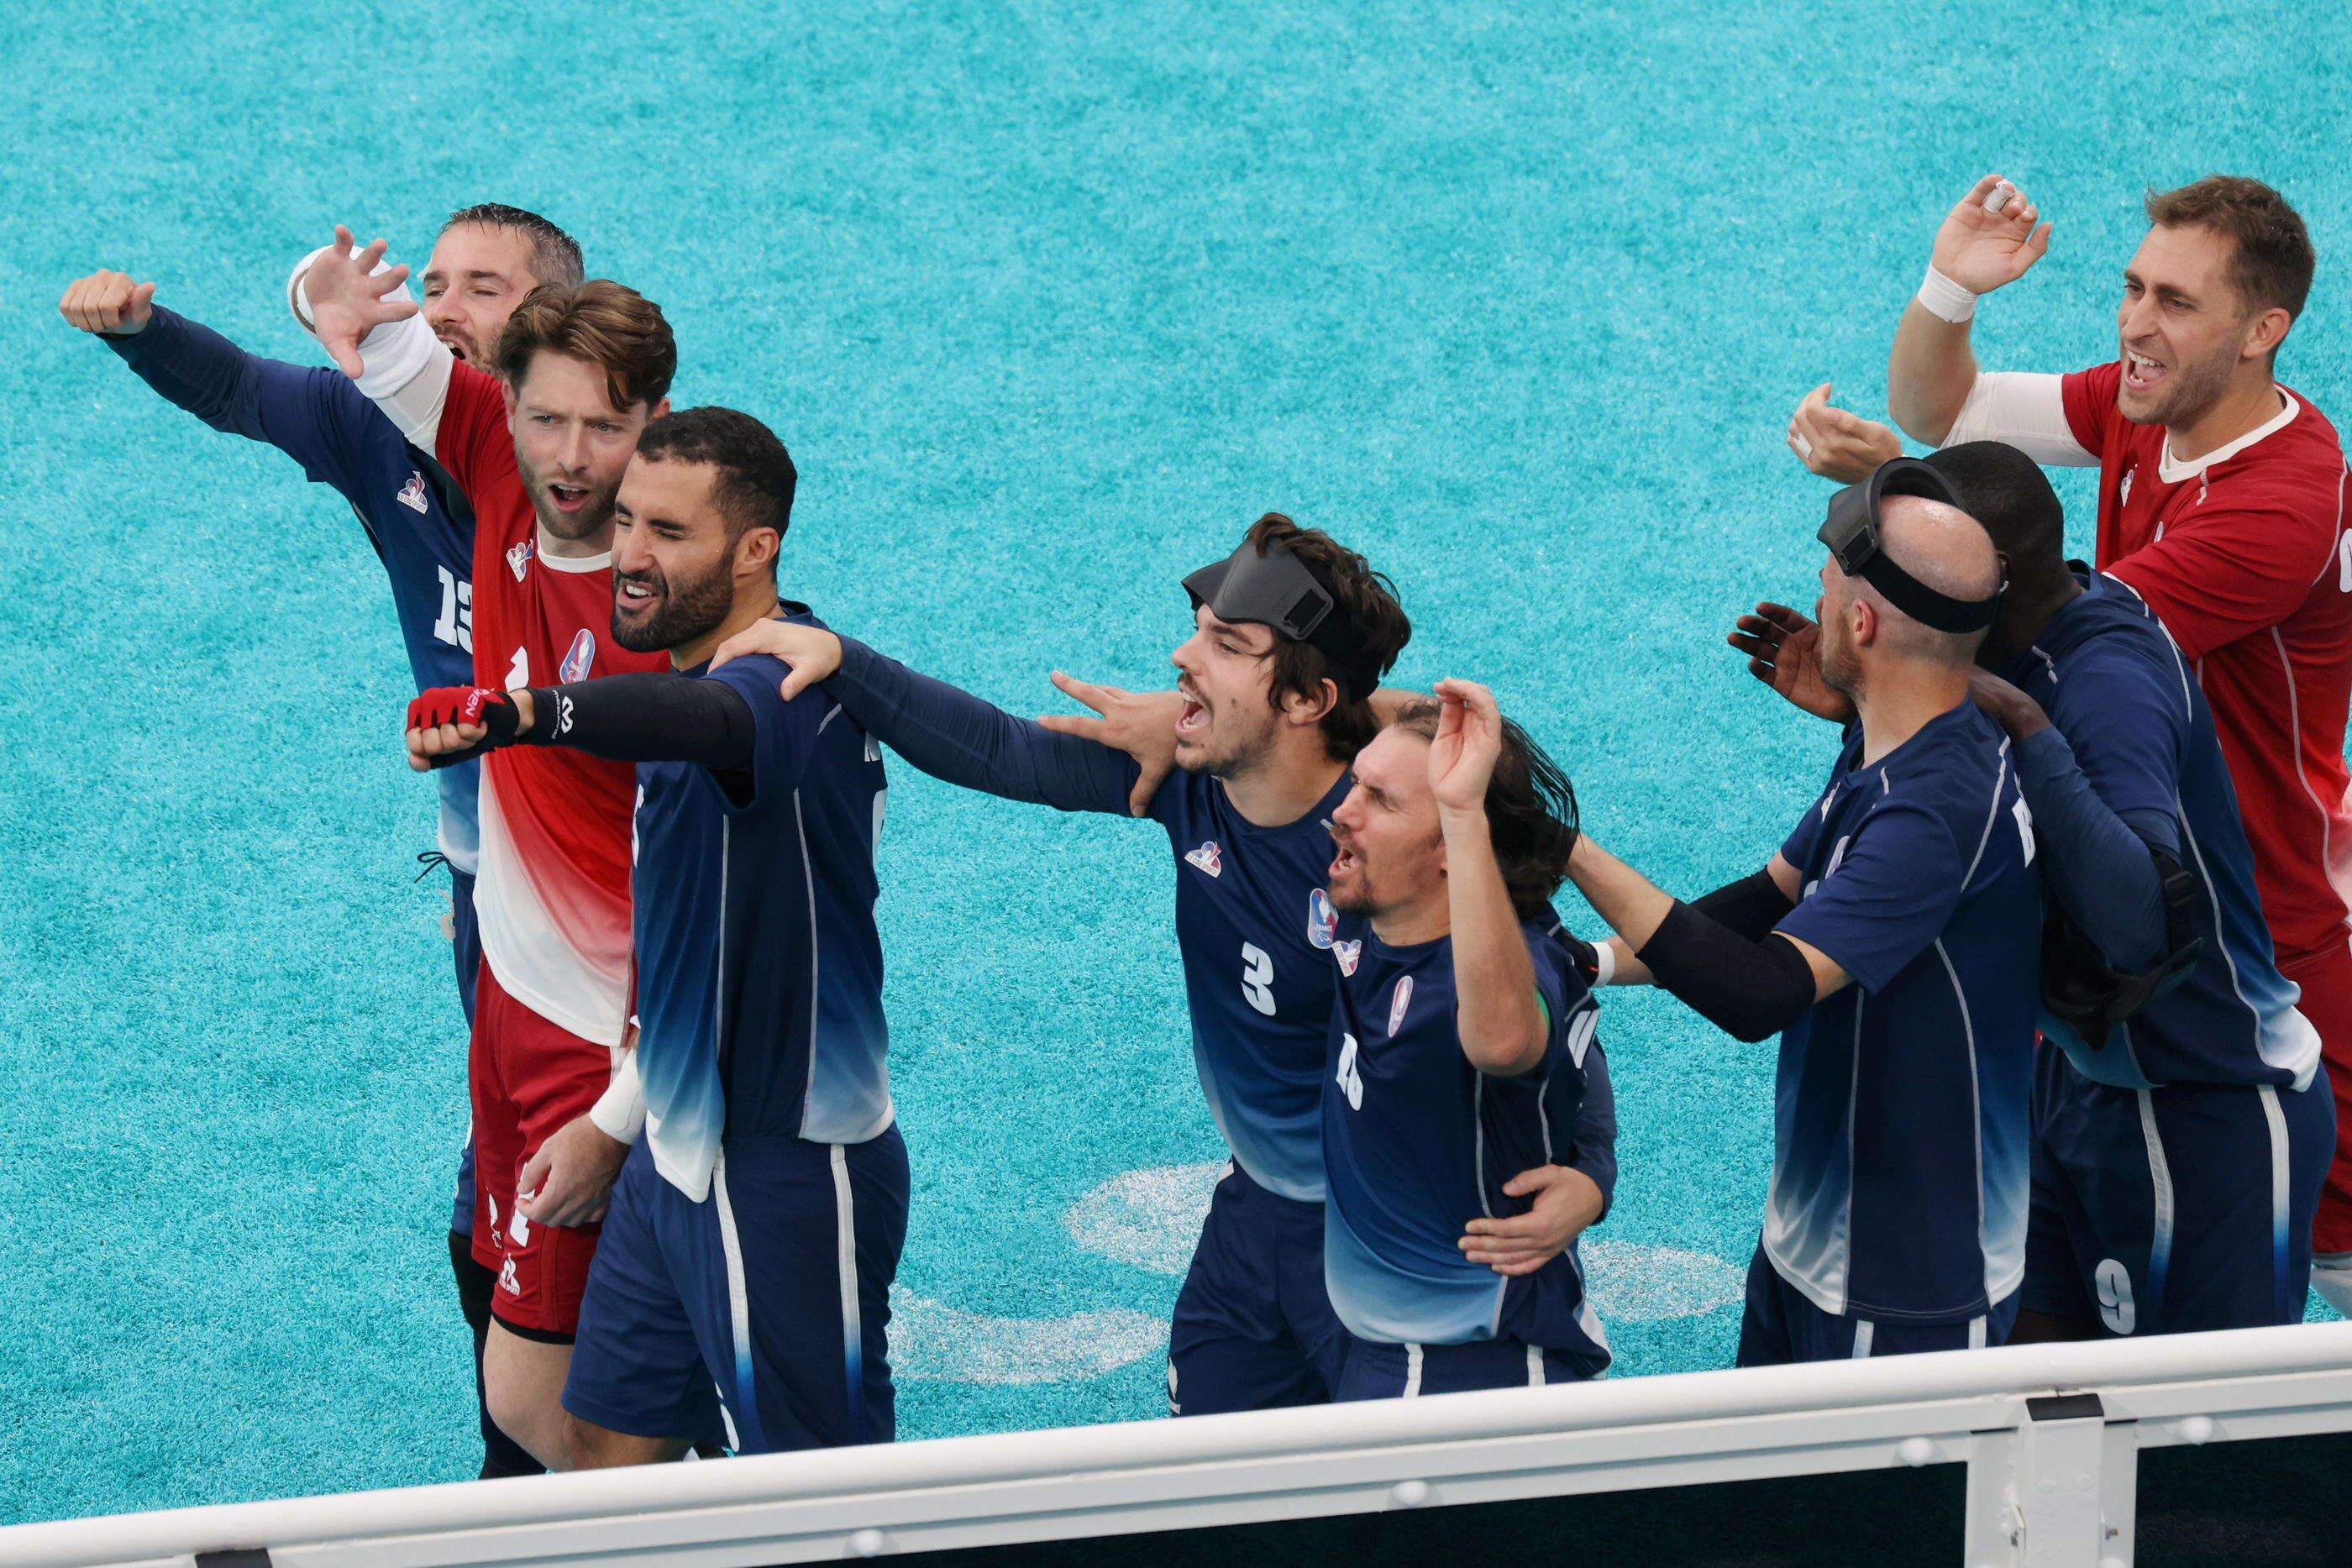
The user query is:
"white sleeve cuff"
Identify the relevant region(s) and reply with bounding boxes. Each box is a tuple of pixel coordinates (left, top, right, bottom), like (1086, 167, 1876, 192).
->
(588, 1049, 646, 1144)
(1941, 371, 2098, 468)
(1592, 940, 1619, 988)
(284, 242, 445, 403)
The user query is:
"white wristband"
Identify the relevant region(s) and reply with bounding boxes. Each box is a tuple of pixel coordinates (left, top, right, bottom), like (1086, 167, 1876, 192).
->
(588, 1049, 646, 1144)
(1591, 940, 1618, 988)
(1916, 265, 1978, 325)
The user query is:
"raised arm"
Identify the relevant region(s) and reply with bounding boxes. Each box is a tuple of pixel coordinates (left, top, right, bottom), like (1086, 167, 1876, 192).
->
(1429, 680, 1548, 1078)
(706, 619, 1147, 817)
(1887, 176, 2052, 445)
(61, 271, 392, 494)
(402, 674, 756, 773)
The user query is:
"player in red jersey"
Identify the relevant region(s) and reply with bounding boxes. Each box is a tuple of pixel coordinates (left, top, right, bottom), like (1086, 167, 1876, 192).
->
(1804, 174, 2352, 1311)
(304, 238, 675, 1462)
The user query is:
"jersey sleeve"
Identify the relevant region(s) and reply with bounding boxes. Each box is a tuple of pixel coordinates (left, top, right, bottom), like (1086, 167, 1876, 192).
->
(1942, 371, 2098, 466)
(2103, 469, 2344, 658)
(103, 306, 385, 500)
(828, 635, 1141, 816)
(704, 655, 827, 809)
(434, 359, 514, 505)
(2060, 363, 2124, 462)
(1774, 800, 1966, 994)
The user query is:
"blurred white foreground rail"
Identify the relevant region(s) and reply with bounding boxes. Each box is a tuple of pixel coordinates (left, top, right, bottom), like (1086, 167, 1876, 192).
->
(8, 1321, 2352, 1568)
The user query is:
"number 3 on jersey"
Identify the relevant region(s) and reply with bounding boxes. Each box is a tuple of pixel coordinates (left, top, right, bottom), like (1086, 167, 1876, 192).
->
(1240, 941, 1277, 1016)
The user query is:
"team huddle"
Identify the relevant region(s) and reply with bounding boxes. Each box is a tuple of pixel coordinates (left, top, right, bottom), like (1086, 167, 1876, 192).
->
(53, 165, 2352, 1472)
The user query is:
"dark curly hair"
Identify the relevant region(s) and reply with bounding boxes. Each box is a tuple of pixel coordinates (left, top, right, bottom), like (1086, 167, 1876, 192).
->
(1390, 698, 1579, 920)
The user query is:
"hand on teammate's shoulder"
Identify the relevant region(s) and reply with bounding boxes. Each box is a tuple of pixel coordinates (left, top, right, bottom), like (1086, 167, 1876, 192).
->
(58, 270, 155, 336)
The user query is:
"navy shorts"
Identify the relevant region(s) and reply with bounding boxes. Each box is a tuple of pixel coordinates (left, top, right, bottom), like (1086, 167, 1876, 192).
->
(1336, 1335, 1599, 1399)
(1735, 1245, 2019, 1365)
(1168, 1162, 1347, 1415)
(449, 867, 480, 1237)
(564, 1129, 909, 1454)
(2024, 1048, 2334, 1335)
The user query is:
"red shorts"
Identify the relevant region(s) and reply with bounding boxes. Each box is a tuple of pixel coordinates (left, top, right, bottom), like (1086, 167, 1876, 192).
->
(2284, 941, 2352, 1255)
(470, 960, 611, 1335)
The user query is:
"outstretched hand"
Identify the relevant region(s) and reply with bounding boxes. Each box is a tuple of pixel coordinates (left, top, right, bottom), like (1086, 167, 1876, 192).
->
(1929, 175, 2052, 296)
(302, 225, 418, 379)
(1726, 602, 1856, 724)
(1787, 383, 1903, 484)
(58, 270, 157, 335)
(707, 618, 844, 701)
(1036, 673, 1181, 817)
(1428, 678, 1504, 815)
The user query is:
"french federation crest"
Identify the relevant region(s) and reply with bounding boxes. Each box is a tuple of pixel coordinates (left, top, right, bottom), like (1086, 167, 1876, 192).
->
(1388, 973, 1414, 1036)
(1185, 841, 1223, 878)
(396, 471, 429, 514)
(561, 627, 596, 684)
(1307, 888, 1337, 948)
(1334, 939, 1361, 977)
(507, 537, 535, 580)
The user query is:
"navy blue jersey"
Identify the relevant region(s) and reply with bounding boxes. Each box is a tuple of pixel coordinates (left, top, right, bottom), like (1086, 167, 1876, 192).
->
(104, 307, 480, 869)
(1772, 703, 2041, 1322)
(1320, 917, 1609, 1356)
(2003, 571, 2323, 1091)
(822, 637, 1618, 1208)
(631, 631, 892, 1202)
(1148, 769, 1356, 1201)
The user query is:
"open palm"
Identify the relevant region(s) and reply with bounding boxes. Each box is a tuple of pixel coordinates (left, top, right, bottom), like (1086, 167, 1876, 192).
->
(1930, 175, 2052, 296)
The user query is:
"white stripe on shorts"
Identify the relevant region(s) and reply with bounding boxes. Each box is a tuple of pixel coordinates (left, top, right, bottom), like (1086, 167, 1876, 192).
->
(831, 1145, 862, 1429)
(1527, 1344, 1546, 1387)
(1403, 1343, 1425, 1398)
(1851, 1320, 1875, 1359)
(1968, 1315, 1987, 1350)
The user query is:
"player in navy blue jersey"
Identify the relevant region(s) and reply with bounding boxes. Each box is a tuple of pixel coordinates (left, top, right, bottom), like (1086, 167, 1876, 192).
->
(59, 203, 582, 1479)
(1567, 464, 2039, 1363)
(1319, 683, 1612, 1397)
(407, 406, 900, 1463)
(1740, 441, 2334, 1337)
(710, 517, 1618, 1414)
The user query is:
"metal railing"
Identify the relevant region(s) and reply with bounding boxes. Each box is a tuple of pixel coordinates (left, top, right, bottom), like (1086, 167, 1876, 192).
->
(8, 1321, 2351, 1568)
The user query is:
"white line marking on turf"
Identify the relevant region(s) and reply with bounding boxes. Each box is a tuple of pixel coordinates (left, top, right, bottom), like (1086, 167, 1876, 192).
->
(889, 1289, 1168, 1385)
(1058, 1164, 1746, 1322)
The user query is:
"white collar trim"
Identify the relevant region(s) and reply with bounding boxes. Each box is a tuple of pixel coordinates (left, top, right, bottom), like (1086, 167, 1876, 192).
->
(2159, 391, 2298, 485)
(537, 537, 612, 574)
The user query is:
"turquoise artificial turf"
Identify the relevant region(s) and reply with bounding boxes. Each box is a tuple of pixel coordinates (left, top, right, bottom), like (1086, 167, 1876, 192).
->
(4, 0, 2349, 1527)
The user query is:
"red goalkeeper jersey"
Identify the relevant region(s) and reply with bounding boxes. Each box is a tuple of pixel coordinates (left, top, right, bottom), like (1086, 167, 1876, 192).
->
(438, 360, 666, 1045)
(2064, 362, 2352, 966)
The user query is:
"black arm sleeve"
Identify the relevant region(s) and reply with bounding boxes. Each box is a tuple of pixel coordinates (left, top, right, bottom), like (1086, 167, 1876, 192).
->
(522, 673, 756, 770)
(1690, 868, 1797, 942)
(1636, 901, 1818, 1043)
(829, 637, 1142, 815)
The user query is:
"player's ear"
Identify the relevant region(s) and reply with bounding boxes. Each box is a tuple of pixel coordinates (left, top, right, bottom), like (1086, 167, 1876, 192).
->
(738, 526, 780, 577)
(1284, 675, 1340, 728)
(1851, 598, 1879, 648)
(501, 382, 519, 422)
(2244, 307, 2292, 361)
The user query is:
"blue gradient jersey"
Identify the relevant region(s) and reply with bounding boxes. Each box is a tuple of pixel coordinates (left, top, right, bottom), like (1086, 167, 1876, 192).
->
(1320, 918, 1610, 1366)
(102, 307, 480, 870)
(1772, 704, 2042, 1323)
(630, 637, 893, 1202)
(2003, 571, 2323, 1091)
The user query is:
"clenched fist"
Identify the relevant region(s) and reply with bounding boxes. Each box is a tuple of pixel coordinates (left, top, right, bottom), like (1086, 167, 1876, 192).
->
(59, 270, 157, 336)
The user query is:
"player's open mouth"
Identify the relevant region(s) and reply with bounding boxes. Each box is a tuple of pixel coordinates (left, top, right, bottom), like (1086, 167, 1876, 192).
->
(1329, 839, 1361, 878)
(549, 483, 591, 512)
(2124, 349, 2168, 391)
(617, 577, 659, 610)
(1176, 694, 1208, 734)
